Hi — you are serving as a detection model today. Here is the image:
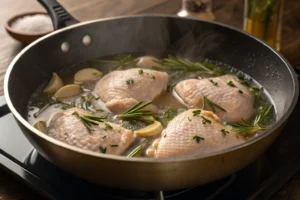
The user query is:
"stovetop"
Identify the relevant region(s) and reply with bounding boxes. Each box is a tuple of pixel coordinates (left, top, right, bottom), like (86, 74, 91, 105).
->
(0, 93, 300, 200)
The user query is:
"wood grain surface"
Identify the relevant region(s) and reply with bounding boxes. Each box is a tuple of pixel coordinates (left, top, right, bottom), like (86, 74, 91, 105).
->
(0, 0, 299, 199)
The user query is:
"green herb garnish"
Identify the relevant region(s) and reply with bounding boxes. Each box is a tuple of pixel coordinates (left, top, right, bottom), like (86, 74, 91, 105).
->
(227, 104, 273, 135)
(102, 135, 107, 139)
(188, 117, 192, 121)
(202, 116, 212, 124)
(152, 55, 217, 75)
(193, 135, 205, 143)
(78, 94, 99, 112)
(104, 122, 113, 130)
(99, 146, 107, 153)
(192, 109, 201, 116)
(72, 111, 106, 131)
(117, 101, 154, 124)
(138, 69, 144, 75)
(238, 90, 243, 94)
(240, 80, 251, 87)
(210, 79, 218, 86)
(33, 99, 61, 118)
(90, 54, 138, 71)
(127, 145, 142, 157)
(221, 129, 229, 136)
(203, 96, 226, 113)
(110, 144, 118, 147)
(126, 78, 134, 85)
(227, 80, 235, 87)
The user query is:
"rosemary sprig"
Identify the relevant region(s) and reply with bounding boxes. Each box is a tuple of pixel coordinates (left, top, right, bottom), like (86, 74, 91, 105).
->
(152, 55, 220, 75)
(33, 99, 61, 118)
(127, 145, 142, 157)
(202, 96, 227, 113)
(72, 111, 106, 131)
(227, 104, 273, 135)
(90, 54, 138, 71)
(117, 101, 154, 124)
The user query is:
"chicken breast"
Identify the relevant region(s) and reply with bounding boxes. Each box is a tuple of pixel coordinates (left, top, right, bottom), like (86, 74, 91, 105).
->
(93, 68, 168, 113)
(174, 74, 255, 122)
(155, 109, 244, 158)
(47, 108, 135, 155)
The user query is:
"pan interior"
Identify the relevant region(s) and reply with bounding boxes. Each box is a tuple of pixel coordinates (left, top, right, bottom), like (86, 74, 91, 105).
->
(6, 15, 298, 160)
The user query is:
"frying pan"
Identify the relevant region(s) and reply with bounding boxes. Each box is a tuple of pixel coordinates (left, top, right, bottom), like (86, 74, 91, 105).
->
(1, 0, 298, 191)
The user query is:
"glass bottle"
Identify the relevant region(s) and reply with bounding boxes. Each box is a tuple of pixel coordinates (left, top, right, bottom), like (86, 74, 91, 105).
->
(243, 0, 284, 51)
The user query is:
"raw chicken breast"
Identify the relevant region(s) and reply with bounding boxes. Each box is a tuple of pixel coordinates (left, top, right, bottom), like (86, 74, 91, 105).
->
(155, 109, 244, 158)
(93, 68, 168, 113)
(47, 108, 135, 155)
(174, 74, 255, 122)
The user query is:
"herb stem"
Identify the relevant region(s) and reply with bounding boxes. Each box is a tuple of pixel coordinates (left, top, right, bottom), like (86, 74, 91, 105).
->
(127, 145, 142, 157)
(33, 99, 61, 118)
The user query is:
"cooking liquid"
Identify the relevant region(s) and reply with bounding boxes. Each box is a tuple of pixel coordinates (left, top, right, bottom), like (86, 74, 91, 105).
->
(27, 54, 276, 157)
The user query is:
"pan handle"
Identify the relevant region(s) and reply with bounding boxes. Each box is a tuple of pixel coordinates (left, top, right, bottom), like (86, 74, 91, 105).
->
(37, 0, 79, 30)
(0, 96, 10, 118)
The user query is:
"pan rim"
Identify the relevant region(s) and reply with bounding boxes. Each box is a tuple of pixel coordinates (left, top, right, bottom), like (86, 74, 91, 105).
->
(4, 14, 299, 163)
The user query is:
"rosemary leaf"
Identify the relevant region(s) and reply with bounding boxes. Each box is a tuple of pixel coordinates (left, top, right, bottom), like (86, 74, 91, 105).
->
(202, 116, 212, 124)
(127, 145, 142, 157)
(33, 99, 61, 118)
(203, 96, 226, 113)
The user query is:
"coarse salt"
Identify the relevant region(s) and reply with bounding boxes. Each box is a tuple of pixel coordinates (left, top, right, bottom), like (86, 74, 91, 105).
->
(10, 14, 53, 34)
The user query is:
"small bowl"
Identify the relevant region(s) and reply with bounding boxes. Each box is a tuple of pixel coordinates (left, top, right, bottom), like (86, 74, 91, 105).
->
(5, 11, 53, 44)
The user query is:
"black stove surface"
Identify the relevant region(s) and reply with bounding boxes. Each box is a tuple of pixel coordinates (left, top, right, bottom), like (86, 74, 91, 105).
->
(0, 94, 300, 200)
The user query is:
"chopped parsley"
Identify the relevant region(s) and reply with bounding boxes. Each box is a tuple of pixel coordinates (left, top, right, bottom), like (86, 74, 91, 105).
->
(227, 80, 235, 87)
(104, 122, 113, 130)
(209, 79, 218, 86)
(99, 146, 106, 153)
(238, 90, 243, 94)
(192, 109, 201, 116)
(110, 144, 119, 147)
(138, 69, 144, 75)
(102, 135, 107, 139)
(126, 78, 134, 85)
(193, 136, 205, 143)
(221, 129, 229, 136)
(202, 116, 212, 124)
(240, 80, 251, 87)
(151, 75, 156, 79)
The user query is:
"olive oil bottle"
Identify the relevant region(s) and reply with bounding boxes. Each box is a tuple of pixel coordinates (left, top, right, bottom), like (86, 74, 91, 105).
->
(243, 0, 284, 51)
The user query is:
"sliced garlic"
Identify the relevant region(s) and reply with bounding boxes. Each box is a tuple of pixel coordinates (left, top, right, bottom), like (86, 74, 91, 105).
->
(74, 68, 103, 83)
(33, 121, 47, 134)
(43, 72, 64, 94)
(54, 84, 83, 99)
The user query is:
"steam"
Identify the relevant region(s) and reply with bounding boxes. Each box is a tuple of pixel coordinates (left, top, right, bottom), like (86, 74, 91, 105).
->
(123, 17, 226, 61)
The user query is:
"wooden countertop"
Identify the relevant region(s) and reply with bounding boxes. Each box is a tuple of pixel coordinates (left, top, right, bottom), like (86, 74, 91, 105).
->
(0, 0, 299, 199)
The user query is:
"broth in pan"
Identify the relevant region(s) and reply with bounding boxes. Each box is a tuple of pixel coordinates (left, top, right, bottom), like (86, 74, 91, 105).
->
(27, 54, 275, 158)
